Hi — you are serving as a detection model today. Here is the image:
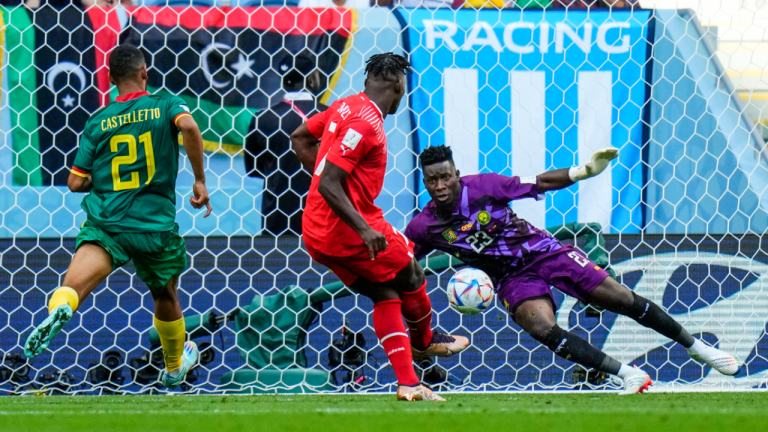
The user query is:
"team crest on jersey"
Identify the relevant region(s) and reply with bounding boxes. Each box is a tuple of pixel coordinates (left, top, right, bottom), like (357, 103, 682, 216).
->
(477, 210, 491, 225)
(442, 229, 459, 244)
(460, 223, 473, 231)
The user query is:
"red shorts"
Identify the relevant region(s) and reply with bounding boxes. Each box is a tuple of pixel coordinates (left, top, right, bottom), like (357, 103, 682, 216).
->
(306, 224, 415, 286)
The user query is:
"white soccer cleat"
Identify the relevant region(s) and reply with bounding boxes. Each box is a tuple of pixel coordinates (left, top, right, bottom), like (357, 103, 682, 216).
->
(160, 341, 199, 390)
(687, 341, 741, 376)
(619, 366, 653, 395)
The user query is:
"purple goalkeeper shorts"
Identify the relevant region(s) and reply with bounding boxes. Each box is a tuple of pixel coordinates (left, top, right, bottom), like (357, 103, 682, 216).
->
(496, 245, 610, 321)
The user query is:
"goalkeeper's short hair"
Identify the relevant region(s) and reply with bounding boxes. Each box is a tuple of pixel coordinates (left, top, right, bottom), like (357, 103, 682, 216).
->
(419, 145, 454, 168)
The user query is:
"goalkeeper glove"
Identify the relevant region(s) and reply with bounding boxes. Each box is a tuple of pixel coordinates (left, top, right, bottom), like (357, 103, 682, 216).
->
(568, 147, 619, 182)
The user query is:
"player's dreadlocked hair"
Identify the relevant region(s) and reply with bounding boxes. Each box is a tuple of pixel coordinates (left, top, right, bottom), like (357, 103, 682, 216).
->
(364, 52, 412, 79)
(419, 145, 454, 168)
(109, 45, 146, 84)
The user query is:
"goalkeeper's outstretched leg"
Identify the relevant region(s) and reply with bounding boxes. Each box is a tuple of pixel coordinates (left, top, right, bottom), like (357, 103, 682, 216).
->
(513, 276, 741, 395)
(515, 298, 654, 395)
(584, 277, 741, 376)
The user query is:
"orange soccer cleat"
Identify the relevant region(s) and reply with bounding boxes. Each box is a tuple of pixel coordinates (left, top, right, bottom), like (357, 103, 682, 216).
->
(396, 385, 446, 402)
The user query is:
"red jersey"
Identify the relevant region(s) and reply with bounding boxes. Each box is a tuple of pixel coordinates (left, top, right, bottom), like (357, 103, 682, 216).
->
(302, 92, 388, 256)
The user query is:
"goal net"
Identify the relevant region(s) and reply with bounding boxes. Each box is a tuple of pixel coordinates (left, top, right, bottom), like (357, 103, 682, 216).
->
(1, 2, 768, 394)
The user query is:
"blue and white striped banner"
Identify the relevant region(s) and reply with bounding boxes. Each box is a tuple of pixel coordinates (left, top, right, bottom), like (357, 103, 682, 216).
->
(398, 9, 651, 233)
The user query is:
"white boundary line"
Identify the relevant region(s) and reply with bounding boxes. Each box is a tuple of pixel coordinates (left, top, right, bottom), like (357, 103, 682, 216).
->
(7, 388, 766, 399)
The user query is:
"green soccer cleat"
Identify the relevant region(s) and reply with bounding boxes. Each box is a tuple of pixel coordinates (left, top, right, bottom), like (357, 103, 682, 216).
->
(24, 305, 74, 359)
(161, 341, 199, 390)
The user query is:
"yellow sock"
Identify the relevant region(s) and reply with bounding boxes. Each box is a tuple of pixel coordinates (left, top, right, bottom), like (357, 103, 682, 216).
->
(153, 316, 185, 372)
(48, 287, 79, 314)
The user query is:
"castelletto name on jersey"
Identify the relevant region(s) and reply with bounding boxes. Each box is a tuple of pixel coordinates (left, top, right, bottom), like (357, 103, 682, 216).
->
(100, 108, 163, 131)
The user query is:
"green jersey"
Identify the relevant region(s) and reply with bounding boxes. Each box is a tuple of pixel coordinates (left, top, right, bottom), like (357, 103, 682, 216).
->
(72, 92, 191, 232)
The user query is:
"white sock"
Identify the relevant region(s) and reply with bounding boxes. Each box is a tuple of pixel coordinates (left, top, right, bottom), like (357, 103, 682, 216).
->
(617, 364, 634, 379)
(687, 339, 708, 354)
(167, 367, 184, 378)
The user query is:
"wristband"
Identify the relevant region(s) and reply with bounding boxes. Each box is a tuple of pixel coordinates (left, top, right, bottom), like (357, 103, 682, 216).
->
(569, 166, 587, 182)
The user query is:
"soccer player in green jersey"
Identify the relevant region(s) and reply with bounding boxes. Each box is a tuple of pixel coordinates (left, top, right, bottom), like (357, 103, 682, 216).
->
(24, 45, 213, 390)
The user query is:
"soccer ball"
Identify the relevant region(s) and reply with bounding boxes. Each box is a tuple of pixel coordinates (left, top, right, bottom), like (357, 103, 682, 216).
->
(446, 268, 495, 315)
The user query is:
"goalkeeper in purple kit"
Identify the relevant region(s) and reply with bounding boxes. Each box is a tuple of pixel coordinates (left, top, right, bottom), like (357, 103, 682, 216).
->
(405, 145, 741, 394)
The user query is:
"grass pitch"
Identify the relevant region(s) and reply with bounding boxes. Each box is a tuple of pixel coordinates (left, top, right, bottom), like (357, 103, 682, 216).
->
(0, 392, 765, 432)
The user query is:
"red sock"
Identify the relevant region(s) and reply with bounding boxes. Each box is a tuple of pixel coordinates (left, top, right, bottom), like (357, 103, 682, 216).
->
(373, 299, 420, 387)
(400, 281, 433, 351)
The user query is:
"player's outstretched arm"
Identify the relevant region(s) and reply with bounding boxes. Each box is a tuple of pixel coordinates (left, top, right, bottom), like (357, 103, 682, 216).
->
(67, 172, 93, 193)
(536, 168, 574, 193)
(537, 147, 619, 193)
(318, 161, 388, 260)
(177, 115, 212, 218)
(290, 123, 320, 172)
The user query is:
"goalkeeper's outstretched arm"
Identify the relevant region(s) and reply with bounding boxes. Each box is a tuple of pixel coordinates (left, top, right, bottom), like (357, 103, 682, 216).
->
(537, 147, 619, 193)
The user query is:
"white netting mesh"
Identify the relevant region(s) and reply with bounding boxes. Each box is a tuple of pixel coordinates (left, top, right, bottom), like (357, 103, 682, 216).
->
(1, 1, 768, 394)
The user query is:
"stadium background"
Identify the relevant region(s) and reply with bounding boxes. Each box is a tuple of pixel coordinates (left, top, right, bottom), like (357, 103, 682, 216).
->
(2, 0, 768, 394)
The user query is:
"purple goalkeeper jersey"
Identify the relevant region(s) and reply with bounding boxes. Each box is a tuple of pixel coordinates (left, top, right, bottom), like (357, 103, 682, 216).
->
(404, 173, 563, 281)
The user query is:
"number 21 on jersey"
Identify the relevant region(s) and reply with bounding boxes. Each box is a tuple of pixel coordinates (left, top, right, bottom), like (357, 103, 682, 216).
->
(110, 132, 155, 191)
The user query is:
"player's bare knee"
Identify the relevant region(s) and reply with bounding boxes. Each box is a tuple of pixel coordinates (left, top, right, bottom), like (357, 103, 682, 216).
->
(412, 261, 425, 287)
(151, 278, 179, 302)
(529, 318, 557, 342)
(514, 305, 555, 342)
(151, 288, 173, 303)
(587, 278, 634, 313)
(615, 286, 635, 311)
(62, 244, 113, 295)
(373, 287, 401, 304)
(519, 318, 555, 343)
(401, 273, 422, 293)
(395, 259, 424, 293)
(406, 268, 425, 292)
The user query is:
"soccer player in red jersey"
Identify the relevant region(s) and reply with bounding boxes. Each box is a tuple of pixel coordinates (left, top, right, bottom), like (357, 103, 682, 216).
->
(291, 53, 469, 401)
